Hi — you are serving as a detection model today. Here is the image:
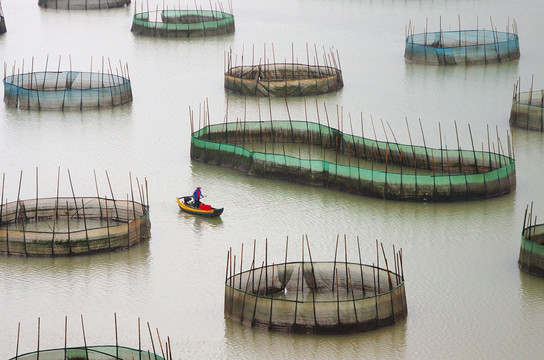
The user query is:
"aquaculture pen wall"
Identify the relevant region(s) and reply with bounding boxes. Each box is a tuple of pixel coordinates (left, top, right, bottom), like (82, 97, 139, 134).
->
(224, 64, 343, 97)
(38, 0, 131, 9)
(3, 71, 132, 110)
(404, 30, 520, 65)
(518, 207, 544, 277)
(190, 120, 516, 202)
(225, 243, 407, 334)
(510, 84, 544, 131)
(131, 10, 235, 37)
(10, 346, 164, 360)
(0, 196, 150, 256)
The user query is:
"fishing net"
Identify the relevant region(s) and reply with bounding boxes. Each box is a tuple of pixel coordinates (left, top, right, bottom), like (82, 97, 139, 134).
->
(131, 9, 235, 37)
(190, 120, 516, 202)
(3, 71, 132, 110)
(38, 0, 131, 9)
(0, 196, 150, 256)
(518, 205, 544, 277)
(225, 261, 406, 333)
(510, 86, 544, 131)
(224, 63, 343, 97)
(405, 29, 520, 65)
(10, 345, 164, 360)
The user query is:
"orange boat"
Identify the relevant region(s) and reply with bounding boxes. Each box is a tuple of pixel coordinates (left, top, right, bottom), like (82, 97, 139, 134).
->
(176, 196, 224, 217)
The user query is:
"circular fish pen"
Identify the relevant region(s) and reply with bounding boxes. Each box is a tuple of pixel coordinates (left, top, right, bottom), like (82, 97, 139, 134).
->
(404, 19, 520, 65)
(131, 6, 235, 38)
(189, 105, 516, 202)
(518, 204, 544, 277)
(38, 0, 131, 10)
(0, 170, 150, 257)
(510, 78, 544, 131)
(3, 58, 132, 110)
(224, 46, 343, 97)
(224, 237, 407, 334)
(12, 346, 164, 360)
(10, 316, 172, 360)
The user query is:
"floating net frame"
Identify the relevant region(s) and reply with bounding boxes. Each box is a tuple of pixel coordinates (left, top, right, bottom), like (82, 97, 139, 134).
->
(131, 0, 235, 38)
(509, 76, 544, 131)
(0, 2, 6, 34)
(518, 203, 544, 277)
(0, 169, 150, 257)
(224, 44, 343, 97)
(3, 57, 132, 110)
(10, 314, 172, 360)
(224, 236, 407, 334)
(189, 101, 516, 202)
(38, 0, 131, 10)
(404, 17, 520, 65)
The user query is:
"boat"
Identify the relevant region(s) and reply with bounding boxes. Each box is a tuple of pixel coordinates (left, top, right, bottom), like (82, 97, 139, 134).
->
(176, 196, 224, 217)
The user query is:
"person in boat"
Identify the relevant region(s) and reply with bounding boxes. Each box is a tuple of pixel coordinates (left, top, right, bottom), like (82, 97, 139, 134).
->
(192, 186, 204, 208)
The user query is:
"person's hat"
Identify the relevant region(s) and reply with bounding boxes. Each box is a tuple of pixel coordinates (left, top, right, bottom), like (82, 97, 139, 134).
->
(197, 186, 202, 189)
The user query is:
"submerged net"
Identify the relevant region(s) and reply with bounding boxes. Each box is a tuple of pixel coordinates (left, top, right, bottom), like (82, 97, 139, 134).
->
(0, 196, 150, 256)
(38, 0, 131, 9)
(510, 82, 544, 131)
(405, 29, 520, 65)
(225, 261, 406, 334)
(225, 64, 343, 97)
(10, 345, 164, 360)
(3, 71, 132, 110)
(190, 120, 516, 202)
(131, 9, 235, 37)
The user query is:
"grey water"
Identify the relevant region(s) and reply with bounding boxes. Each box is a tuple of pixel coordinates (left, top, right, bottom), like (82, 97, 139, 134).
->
(1, 0, 544, 358)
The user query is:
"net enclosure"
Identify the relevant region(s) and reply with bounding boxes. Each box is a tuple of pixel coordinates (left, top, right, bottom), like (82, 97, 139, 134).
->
(0, 196, 150, 256)
(518, 204, 544, 277)
(10, 316, 172, 360)
(38, 0, 131, 10)
(509, 78, 544, 131)
(0, 170, 150, 257)
(10, 346, 165, 360)
(190, 115, 516, 202)
(224, 46, 343, 97)
(3, 59, 132, 110)
(225, 237, 407, 334)
(404, 19, 520, 65)
(131, 7, 235, 38)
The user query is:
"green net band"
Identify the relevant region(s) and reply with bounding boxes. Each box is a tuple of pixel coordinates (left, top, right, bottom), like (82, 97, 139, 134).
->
(10, 345, 165, 360)
(131, 9, 235, 37)
(519, 223, 544, 277)
(191, 120, 516, 202)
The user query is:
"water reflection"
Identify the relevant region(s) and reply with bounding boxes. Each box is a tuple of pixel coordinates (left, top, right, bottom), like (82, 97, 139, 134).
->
(223, 316, 407, 359)
(177, 210, 224, 235)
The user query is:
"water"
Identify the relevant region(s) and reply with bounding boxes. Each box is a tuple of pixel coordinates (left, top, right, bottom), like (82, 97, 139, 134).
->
(1, 0, 544, 358)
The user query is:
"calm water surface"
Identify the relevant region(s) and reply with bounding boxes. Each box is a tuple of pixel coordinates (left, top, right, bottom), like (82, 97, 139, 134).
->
(1, 0, 544, 358)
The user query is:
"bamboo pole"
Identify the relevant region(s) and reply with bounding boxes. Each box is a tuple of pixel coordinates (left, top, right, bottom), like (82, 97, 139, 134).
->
(35, 167, 39, 221)
(81, 315, 89, 360)
(147, 322, 159, 360)
(81, 199, 90, 252)
(332, 234, 339, 293)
